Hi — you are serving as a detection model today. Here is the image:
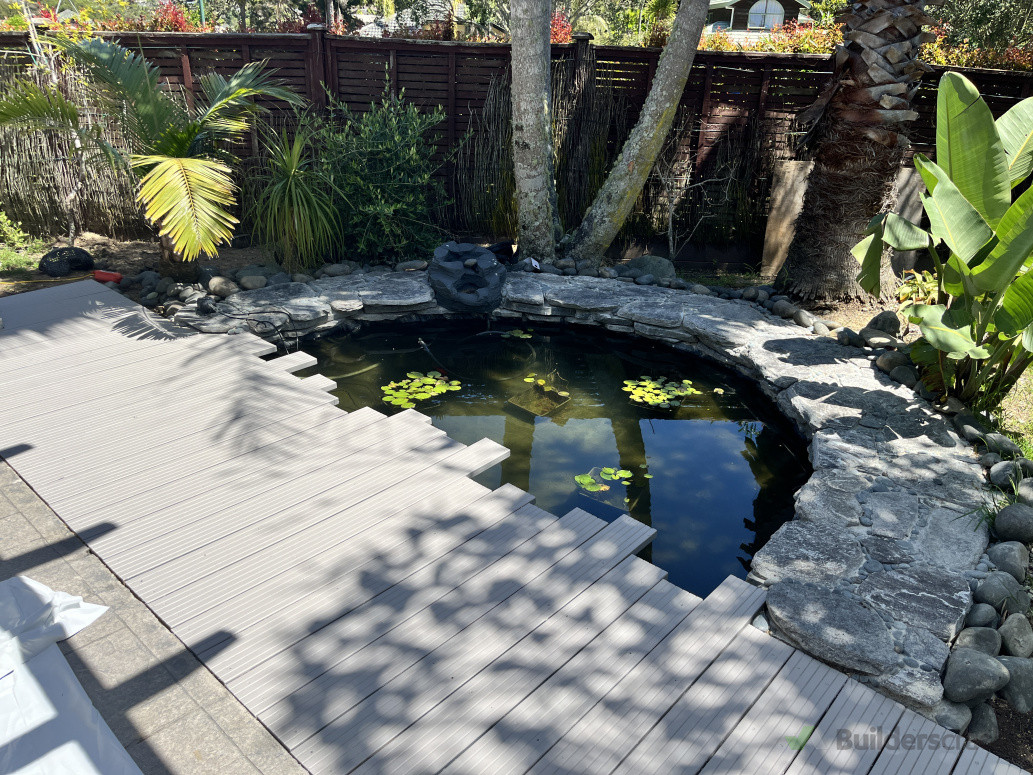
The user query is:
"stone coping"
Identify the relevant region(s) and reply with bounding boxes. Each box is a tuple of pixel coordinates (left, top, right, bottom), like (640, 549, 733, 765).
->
(175, 270, 989, 723)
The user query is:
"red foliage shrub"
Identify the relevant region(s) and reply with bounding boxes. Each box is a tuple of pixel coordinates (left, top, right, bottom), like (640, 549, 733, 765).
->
(550, 11, 572, 44)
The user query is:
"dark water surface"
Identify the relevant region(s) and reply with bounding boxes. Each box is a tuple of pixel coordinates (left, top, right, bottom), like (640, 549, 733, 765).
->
(302, 322, 810, 597)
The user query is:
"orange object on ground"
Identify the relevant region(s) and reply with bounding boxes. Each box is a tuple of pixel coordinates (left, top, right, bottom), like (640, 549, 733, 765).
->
(93, 270, 123, 283)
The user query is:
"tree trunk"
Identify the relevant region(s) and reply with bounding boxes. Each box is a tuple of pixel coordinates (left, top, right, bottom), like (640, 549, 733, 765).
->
(509, 0, 556, 263)
(779, 0, 934, 303)
(565, 0, 710, 266)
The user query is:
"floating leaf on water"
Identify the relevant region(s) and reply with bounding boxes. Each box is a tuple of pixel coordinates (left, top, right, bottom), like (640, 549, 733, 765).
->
(524, 377, 535, 383)
(428, 370, 442, 378)
(558, 391, 570, 397)
(714, 387, 725, 395)
(620, 480, 631, 486)
(537, 379, 546, 386)
(402, 401, 416, 408)
(644, 473, 653, 479)
(406, 371, 420, 379)
(639, 464, 647, 469)
(623, 497, 630, 503)
(616, 469, 632, 478)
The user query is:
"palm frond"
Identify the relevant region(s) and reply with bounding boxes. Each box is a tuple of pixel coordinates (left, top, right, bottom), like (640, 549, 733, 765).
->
(195, 61, 302, 145)
(132, 155, 238, 261)
(59, 36, 187, 151)
(0, 79, 81, 134)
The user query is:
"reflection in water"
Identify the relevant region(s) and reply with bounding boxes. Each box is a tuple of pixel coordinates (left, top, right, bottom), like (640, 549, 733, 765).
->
(303, 322, 810, 597)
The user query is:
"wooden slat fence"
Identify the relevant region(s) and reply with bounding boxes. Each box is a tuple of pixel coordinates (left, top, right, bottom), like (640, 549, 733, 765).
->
(1, 28, 1031, 242)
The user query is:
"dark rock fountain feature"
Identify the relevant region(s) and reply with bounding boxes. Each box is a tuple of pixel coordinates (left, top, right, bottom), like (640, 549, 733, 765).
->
(427, 242, 507, 313)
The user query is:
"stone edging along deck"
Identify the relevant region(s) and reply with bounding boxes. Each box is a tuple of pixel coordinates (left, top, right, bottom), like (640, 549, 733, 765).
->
(175, 270, 990, 728)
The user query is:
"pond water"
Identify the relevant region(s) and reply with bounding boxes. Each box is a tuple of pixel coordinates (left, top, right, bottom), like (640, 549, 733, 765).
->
(301, 322, 810, 597)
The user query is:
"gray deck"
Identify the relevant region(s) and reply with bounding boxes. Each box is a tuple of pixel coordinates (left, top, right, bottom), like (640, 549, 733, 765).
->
(0, 280, 1022, 775)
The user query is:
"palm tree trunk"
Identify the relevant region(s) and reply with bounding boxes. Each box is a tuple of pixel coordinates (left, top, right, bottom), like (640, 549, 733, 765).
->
(510, 0, 556, 262)
(565, 0, 710, 266)
(779, 0, 934, 302)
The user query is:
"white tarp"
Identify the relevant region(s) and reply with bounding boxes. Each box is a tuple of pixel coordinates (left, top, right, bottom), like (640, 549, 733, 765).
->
(0, 576, 143, 775)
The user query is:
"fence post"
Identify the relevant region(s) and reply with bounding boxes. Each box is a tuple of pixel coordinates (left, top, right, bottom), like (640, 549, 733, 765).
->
(180, 48, 194, 111)
(307, 24, 327, 107)
(696, 62, 714, 170)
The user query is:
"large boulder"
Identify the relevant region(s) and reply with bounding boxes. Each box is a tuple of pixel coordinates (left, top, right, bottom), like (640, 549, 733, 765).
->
(995, 503, 1033, 543)
(997, 656, 1033, 712)
(428, 242, 506, 313)
(626, 254, 676, 280)
(942, 648, 1010, 703)
(975, 571, 1031, 615)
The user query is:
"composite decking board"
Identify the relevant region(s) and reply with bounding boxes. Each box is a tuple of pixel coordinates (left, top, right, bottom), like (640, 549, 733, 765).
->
(358, 563, 681, 775)
(610, 623, 795, 775)
(267, 350, 319, 373)
(290, 514, 656, 768)
(953, 743, 1027, 775)
(866, 708, 965, 775)
(259, 509, 609, 746)
(88, 409, 437, 553)
(443, 582, 703, 775)
(5, 373, 338, 482)
(48, 404, 367, 515)
(299, 373, 338, 393)
(31, 398, 347, 500)
(527, 577, 767, 775)
(0, 337, 294, 418)
(176, 482, 534, 666)
(233, 500, 564, 713)
(3, 283, 1021, 775)
(0, 363, 336, 453)
(782, 678, 905, 775)
(695, 650, 847, 775)
(172, 475, 493, 650)
(120, 435, 503, 592)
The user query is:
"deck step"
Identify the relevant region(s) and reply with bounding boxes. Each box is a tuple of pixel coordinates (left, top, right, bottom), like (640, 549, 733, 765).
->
(268, 350, 319, 373)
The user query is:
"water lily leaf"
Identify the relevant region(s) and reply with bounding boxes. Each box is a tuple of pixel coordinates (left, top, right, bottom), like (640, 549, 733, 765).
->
(401, 401, 415, 408)
(644, 473, 653, 479)
(428, 370, 441, 378)
(558, 391, 570, 397)
(525, 377, 535, 383)
(616, 469, 632, 478)
(575, 473, 596, 487)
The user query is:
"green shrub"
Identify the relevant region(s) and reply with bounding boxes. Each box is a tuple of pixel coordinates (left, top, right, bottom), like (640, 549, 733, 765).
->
(854, 72, 1033, 412)
(317, 93, 446, 264)
(0, 211, 30, 252)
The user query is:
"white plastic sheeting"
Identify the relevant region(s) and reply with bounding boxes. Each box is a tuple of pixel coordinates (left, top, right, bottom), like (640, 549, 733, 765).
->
(0, 576, 143, 775)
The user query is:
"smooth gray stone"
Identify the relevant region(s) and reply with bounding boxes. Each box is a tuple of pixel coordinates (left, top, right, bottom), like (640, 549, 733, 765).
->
(836, 327, 865, 348)
(981, 453, 1004, 468)
(966, 702, 999, 745)
(990, 461, 1024, 490)
(765, 579, 897, 675)
(634, 274, 655, 285)
(999, 614, 1033, 657)
(925, 699, 972, 734)
(942, 647, 1010, 703)
(981, 432, 1023, 459)
(876, 351, 911, 374)
(867, 309, 902, 336)
(324, 263, 353, 277)
(792, 308, 814, 327)
(238, 275, 268, 290)
(966, 603, 1000, 629)
(988, 541, 1029, 583)
(997, 655, 1033, 713)
(626, 254, 676, 279)
(974, 571, 1031, 615)
(995, 503, 1033, 543)
(954, 627, 1002, 656)
(888, 365, 919, 388)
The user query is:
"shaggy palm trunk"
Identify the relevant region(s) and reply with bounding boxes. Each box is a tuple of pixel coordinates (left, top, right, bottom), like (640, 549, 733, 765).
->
(510, 0, 556, 262)
(780, 0, 935, 302)
(566, 0, 710, 265)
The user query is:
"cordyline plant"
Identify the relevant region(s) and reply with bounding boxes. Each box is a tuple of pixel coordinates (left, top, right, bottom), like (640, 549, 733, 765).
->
(854, 72, 1033, 412)
(0, 36, 299, 265)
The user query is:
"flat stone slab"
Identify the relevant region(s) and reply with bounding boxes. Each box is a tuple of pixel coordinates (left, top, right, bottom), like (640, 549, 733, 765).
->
(617, 299, 685, 328)
(751, 521, 865, 587)
(356, 272, 435, 311)
(217, 282, 330, 325)
(858, 565, 971, 640)
(501, 274, 545, 306)
(766, 579, 898, 675)
(539, 276, 626, 312)
(860, 491, 923, 539)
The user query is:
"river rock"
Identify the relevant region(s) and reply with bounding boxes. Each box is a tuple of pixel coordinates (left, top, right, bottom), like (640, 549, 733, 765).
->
(888, 365, 919, 388)
(239, 275, 268, 291)
(626, 254, 676, 280)
(858, 565, 971, 640)
(990, 460, 1024, 489)
(966, 702, 999, 745)
(942, 648, 1010, 703)
(1017, 479, 1033, 506)
(876, 351, 911, 374)
(954, 627, 1002, 656)
(981, 432, 1023, 459)
(995, 503, 1033, 543)
(997, 656, 1033, 713)
(836, 327, 865, 348)
(860, 327, 904, 348)
(867, 310, 902, 336)
(925, 699, 972, 734)
(205, 276, 238, 298)
(324, 262, 353, 277)
(396, 259, 428, 271)
(988, 542, 1029, 583)
(974, 571, 1031, 615)
(999, 614, 1033, 657)
(765, 579, 897, 675)
(749, 521, 865, 587)
(634, 274, 655, 285)
(966, 603, 1000, 629)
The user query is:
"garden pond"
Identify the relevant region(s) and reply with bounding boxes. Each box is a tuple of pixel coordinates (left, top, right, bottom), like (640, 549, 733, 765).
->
(301, 322, 810, 596)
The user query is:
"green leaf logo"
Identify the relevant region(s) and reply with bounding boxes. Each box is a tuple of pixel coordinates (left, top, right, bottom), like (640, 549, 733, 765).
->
(785, 725, 815, 751)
